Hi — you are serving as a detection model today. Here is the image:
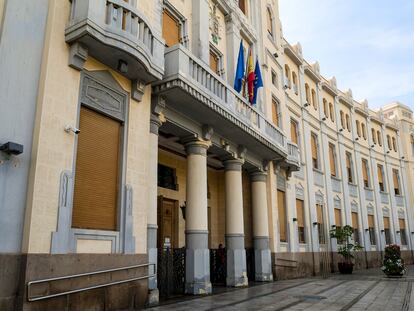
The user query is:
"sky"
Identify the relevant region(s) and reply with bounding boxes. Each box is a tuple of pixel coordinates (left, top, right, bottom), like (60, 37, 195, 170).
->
(279, 0, 414, 111)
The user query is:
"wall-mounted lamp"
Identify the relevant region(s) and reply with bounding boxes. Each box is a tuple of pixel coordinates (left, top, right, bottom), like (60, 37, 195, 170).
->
(396, 231, 400, 234)
(322, 117, 326, 121)
(273, 52, 279, 58)
(313, 222, 318, 226)
(355, 137, 359, 141)
(381, 229, 385, 233)
(402, 156, 405, 159)
(64, 125, 80, 135)
(411, 232, 414, 235)
(331, 225, 336, 228)
(339, 128, 343, 132)
(386, 150, 390, 154)
(0, 142, 23, 155)
(365, 228, 369, 232)
(180, 202, 186, 220)
(292, 218, 297, 222)
(371, 145, 375, 148)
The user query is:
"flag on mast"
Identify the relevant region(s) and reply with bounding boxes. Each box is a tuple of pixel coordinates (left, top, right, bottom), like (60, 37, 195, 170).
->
(233, 40, 245, 92)
(246, 46, 255, 104)
(252, 57, 263, 105)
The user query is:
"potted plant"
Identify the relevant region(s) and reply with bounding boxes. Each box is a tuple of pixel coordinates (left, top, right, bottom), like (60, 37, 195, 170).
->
(330, 225, 363, 274)
(381, 244, 406, 277)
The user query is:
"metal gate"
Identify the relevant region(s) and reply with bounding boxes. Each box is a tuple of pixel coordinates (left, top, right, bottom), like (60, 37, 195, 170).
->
(246, 248, 255, 281)
(157, 247, 185, 300)
(210, 249, 226, 285)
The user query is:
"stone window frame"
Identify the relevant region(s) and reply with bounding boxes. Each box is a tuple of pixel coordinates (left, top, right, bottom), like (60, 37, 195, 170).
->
(163, 0, 189, 48)
(209, 42, 225, 78)
(51, 70, 135, 254)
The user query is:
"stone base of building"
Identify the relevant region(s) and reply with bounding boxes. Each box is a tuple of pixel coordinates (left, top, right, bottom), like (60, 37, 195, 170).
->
(0, 253, 149, 311)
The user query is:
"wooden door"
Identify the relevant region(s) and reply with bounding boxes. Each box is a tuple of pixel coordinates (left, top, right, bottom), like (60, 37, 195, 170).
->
(157, 196, 179, 249)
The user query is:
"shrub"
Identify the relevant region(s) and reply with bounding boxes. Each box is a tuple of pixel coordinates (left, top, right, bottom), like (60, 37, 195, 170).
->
(381, 244, 406, 276)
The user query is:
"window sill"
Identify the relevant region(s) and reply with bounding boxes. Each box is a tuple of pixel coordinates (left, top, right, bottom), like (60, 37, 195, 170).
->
(313, 168, 324, 174)
(364, 186, 373, 191)
(331, 176, 342, 182)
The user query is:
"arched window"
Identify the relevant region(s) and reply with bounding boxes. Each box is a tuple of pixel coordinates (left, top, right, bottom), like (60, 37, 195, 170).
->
(346, 114, 350, 131)
(392, 137, 397, 151)
(305, 83, 310, 104)
(340, 110, 345, 129)
(323, 99, 328, 117)
(356, 120, 361, 137)
(372, 128, 377, 144)
(329, 103, 334, 122)
(292, 72, 298, 94)
(377, 131, 382, 146)
(284, 64, 291, 88)
(387, 135, 392, 150)
(361, 123, 366, 140)
(266, 7, 273, 36)
(311, 89, 317, 110)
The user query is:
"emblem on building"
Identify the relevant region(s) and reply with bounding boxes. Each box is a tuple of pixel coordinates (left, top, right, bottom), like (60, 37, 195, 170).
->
(209, 4, 221, 44)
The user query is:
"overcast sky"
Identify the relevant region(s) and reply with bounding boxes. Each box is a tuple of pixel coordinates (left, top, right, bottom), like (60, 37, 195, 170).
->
(279, 0, 414, 111)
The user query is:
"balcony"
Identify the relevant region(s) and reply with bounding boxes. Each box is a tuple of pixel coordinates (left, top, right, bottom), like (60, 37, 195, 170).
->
(153, 45, 299, 169)
(65, 0, 164, 83)
(365, 188, 374, 201)
(348, 183, 358, 198)
(395, 195, 404, 207)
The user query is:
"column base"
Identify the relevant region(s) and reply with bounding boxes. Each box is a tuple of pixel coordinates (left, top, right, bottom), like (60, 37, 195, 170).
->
(185, 230, 212, 295)
(226, 235, 248, 287)
(254, 237, 273, 282)
(147, 289, 159, 306)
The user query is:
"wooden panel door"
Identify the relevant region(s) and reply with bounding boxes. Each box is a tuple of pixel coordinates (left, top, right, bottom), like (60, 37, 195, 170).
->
(157, 196, 179, 249)
(72, 106, 121, 231)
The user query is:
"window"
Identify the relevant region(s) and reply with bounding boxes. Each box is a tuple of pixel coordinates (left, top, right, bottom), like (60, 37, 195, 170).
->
(158, 164, 178, 190)
(329, 143, 337, 177)
(311, 133, 319, 169)
(277, 190, 287, 242)
(372, 128, 377, 144)
(72, 106, 122, 231)
(362, 159, 370, 188)
(290, 119, 299, 145)
(346, 152, 354, 183)
(272, 98, 280, 127)
(393, 169, 400, 195)
(296, 199, 306, 244)
(284, 64, 291, 88)
(271, 70, 278, 88)
(334, 208, 342, 230)
(238, 0, 246, 14)
(311, 89, 317, 110)
(323, 99, 328, 118)
(378, 165, 385, 192)
(266, 7, 273, 36)
(305, 83, 310, 104)
(400, 219, 407, 245)
(340, 110, 345, 129)
(377, 131, 382, 146)
(345, 114, 350, 132)
(329, 102, 334, 122)
(352, 212, 360, 245)
(292, 72, 298, 94)
(162, 10, 180, 47)
(368, 215, 376, 245)
(317, 204, 325, 244)
(384, 216, 391, 245)
(356, 120, 361, 137)
(387, 134, 392, 150)
(209, 50, 219, 74)
(392, 137, 397, 152)
(361, 123, 367, 140)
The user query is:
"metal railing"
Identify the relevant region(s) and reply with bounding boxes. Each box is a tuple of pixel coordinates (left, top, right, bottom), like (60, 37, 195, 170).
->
(27, 263, 156, 302)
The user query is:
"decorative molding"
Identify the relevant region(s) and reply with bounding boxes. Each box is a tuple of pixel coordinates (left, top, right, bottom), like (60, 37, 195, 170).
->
(131, 79, 146, 102)
(68, 43, 88, 71)
(315, 190, 324, 204)
(295, 183, 304, 200)
(351, 201, 358, 212)
(367, 204, 374, 215)
(382, 207, 390, 217)
(334, 196, 341, 209)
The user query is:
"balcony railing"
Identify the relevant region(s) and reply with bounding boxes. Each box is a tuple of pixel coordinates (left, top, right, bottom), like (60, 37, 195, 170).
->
(331, 177, 342, 193)
(381, 192, 389, 204)
(395, 195, 404, 207)
(286, 142, 300, 168)
(348, 183, 358, 198)
(158, 46, 292, 159)
(365, 188, 374, 201)
(65, 0, 164, 82)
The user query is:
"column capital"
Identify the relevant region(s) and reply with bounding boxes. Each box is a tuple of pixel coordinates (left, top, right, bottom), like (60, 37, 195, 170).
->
(223, 158, 244, 171)
(150, 114, 163, 135)
(250, 170, 267, 182)
(184, 139, 210, 156)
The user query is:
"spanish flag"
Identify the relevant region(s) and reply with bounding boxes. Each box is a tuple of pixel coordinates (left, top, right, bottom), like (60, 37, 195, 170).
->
(246, 47, 255, 104)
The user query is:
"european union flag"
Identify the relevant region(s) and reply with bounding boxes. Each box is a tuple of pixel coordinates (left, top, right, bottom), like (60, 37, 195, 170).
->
(252, 58, 263, 105)
(234, 40, 245, 92)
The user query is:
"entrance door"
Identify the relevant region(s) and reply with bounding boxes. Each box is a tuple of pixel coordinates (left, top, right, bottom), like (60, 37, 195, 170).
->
(157, 196, 179, 249)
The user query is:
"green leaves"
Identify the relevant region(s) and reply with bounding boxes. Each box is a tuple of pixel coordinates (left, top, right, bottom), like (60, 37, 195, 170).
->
(330, 225, 363, 262)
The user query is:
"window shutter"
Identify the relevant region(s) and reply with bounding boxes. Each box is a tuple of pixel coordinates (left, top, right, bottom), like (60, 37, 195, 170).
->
(296, 199, 304, 227)
(290, 120, 298, 144)
(368, 215, 375, 228)
(209, 51, 218, 74)
(311, 135, 317, 161)
(383, 217, 390, 229)
(362, 160, 368, 184)
(239, 0, 246, 14)
(317, 204, 323, 224)
(393, 170, 400, 192)
(72, 106, 121, 231)
(352, 212, 358, 229)
(377, 166, 383, 184)
(162, 11, 180, 47)
(334, 209, 342, 227)
(272, 99, 279, 126)
(329, 144, 336, 176)
(267, 8, 272, 34)
(277, 190, 286, 242)
(399, 219, 406, 229)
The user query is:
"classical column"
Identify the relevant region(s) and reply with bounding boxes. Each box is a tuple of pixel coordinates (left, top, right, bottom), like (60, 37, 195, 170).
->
(184, 139, 212, 295)
(147, 113, 162, 305)
(251, 171, 273, 281)
(224, 159, 248, 287)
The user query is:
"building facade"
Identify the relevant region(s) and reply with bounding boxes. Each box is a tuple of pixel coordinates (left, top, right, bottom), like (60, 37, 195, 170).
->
(0, 0, 413, 310)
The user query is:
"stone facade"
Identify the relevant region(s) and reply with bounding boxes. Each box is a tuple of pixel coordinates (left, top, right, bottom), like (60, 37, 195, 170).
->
(0, 0, 413, 310)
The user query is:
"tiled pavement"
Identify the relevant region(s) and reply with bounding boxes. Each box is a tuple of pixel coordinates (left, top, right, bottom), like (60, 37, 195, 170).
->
(147, 266, 414, 311)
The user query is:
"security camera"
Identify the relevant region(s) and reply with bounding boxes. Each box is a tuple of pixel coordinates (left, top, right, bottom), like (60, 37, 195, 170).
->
(64, 125, 80, 134)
